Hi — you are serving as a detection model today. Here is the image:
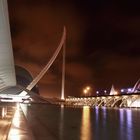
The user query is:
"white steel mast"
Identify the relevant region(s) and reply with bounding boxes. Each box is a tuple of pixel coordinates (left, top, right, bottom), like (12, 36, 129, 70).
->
(61, 39, 66, 100)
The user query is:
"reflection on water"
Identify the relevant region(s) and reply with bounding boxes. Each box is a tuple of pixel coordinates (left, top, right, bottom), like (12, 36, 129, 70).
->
(8, 103, 21, 140)
(126, 109, 133, 140)
(102, 107, 107, 126)
(119, 109, 124, 139)
(119, 109, 133, 140)
(0, 103, 17, 140)
(81, 106, 91, 140)
(12, 103, 20, 128)
(20, 103, 140, 140)
(59, 104, 64, 140)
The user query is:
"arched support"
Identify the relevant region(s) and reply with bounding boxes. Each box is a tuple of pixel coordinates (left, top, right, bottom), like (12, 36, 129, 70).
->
(105, 97, 114, 107)
(111, 97, 122, 107)
(98, 98, 106, 107)
(128, 96, 139, 107)
(90, 99, 96, 106)
(65, 95, 140, 108)
(92, 98, 101, 107)
(119, 96, 132, 107)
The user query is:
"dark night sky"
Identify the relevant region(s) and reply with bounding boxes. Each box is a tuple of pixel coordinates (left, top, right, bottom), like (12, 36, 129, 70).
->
(8, 0, 140, 98)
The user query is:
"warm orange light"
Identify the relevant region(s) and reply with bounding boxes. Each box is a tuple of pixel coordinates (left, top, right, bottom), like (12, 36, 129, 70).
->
(86, 86, 90, 90)
(81, 106, 91, 140)
(83, 86, 92, 96)
(83, 89, 88, 94)
(114, 91, 118, 95)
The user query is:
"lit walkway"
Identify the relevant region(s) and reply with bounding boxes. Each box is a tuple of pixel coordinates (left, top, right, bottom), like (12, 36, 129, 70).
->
(7, 104, 34, 140)
(0, 105, 15, 140)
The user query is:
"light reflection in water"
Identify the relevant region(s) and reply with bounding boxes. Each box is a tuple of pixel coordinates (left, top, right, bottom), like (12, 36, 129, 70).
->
(126, 109, 133, 140)
(119, 109, 133, 140)
(119, 109, 125, 140)
(8, 103, 21, 140)
(95, 107, 99, 122)
(81, 106, 91, 140)
(59, 104, 64, 140)
(20, 103, 28, 116)
(102, 107, 107, 126)
(12, 104, 20, 128)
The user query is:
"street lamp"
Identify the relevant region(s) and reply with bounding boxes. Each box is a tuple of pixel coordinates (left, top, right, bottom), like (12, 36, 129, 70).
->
(83, 86, 91, 96)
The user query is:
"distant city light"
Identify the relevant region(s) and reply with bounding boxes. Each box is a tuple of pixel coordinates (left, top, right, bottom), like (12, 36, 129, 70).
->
(120, 88, 134, 93)
(96, 91, 99, 94)
(83, 89, 88, 94)
(128, 88, 132, 92)
(104, 90, 107, 93)
(121, 89, 124, 92)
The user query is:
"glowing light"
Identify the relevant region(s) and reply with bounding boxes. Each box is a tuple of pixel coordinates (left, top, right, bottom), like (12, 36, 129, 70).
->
(81, 106, 91, 140)
(19, 90, 28, 96)
(83, 89, 88, 94)
(1, 107, 7, 119)
(86, 86, 90, 90)
(13, 97, 22, 102)
(115, 91, 118, 95)
(96, 91, 99, 94)
(104, 90, 107, 93)
(83, 86, 92, 96)
(121, 89, 124, 92)
(13, 104, 20, 127)
(128, 88, 132, 92)
(8, 104, 21, 140)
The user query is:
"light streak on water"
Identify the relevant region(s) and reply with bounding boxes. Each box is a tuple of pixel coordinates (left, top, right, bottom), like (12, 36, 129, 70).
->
(16, 104, 140, 140)
(126, 109, 133, 140)
(81, 106, 91, 140)
(59, 104, 64, 140)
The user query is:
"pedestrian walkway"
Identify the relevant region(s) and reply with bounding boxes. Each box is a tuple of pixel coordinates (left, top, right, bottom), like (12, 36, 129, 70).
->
(7, 104, 34, 140)
(0, 105, 14, 140)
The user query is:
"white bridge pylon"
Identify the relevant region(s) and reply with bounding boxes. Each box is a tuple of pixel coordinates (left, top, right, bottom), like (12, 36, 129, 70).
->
(26, 27, 66, 91)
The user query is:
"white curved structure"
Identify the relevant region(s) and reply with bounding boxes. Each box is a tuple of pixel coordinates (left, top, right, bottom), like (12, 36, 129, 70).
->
(0, 0, 16, 88)
(27, 27, 66, 91)
(131, 79, 140, 93)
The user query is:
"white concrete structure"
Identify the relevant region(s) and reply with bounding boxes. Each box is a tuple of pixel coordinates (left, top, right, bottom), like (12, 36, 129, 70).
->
(0, 0, 16, 89)
(26, 27, 66, 91)
(110, 85, 117, 95)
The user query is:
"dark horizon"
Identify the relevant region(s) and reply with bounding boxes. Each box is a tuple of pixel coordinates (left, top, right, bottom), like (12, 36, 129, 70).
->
(8, 0, 140, 98)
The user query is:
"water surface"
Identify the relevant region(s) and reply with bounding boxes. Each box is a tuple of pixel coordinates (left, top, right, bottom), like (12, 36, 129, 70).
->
(21, 104, 140, 140)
